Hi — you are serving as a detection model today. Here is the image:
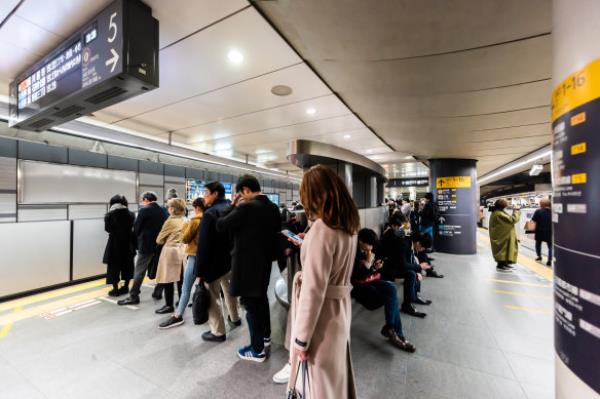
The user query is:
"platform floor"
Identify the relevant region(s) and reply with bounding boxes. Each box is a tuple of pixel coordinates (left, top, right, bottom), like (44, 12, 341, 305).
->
(0, 235, 554, 399)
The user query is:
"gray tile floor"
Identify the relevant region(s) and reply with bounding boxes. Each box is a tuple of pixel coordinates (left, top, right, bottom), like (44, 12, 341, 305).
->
(0, 240, 554, 399)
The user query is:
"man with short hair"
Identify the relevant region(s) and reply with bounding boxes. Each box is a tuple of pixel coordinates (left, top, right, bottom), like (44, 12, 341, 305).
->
(195, 181, 241, 343)
(118, 191, 168, 306)
(217, 175, 281, 362)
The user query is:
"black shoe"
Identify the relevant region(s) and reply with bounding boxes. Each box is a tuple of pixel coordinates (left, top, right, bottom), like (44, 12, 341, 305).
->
(380, 325, 394, 339)
(108, 288, 119, 297)
(535, 256, 542, 262)
(413, 296, 432, 306)
(117, 286, 129, 296)
(546, 261, 552, 266)
(118, 296, 140, 305)
(228, 315, 242, 328)
(152, 293, 162, 300)
(401, 305, 426, 318)
(426, 269, 444, 278)
(496, 265, 512, 273)
(388, 332, 416, 353)
(155, 305, 174, 314)
(202, 331, 226, 342)
(159, 315, 184, 329)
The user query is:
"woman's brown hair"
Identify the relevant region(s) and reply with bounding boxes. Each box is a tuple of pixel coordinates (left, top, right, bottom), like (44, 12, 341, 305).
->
(300, 165, 360, 235)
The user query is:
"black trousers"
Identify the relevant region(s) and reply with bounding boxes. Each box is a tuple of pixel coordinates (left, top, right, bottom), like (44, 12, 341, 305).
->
(158, 283, 174, 307)
(397, 270, 418, 306)
(240, 296, 271, 353)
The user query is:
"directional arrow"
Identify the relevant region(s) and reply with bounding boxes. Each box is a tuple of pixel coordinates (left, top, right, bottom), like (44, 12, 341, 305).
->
(105, 48, 119, 73)
(438, 216, 446, 224)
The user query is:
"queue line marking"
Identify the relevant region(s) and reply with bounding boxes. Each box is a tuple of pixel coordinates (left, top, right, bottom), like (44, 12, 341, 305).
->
(488, 278, 552, 288)
(504, 304, 552, 315)
(495, 290, 553, 300)
(0, 306, 22, 338)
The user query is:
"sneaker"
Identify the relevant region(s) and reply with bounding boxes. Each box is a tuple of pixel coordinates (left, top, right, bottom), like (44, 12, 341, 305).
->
(263, 337, 272, 348)
(228, 315, 242, 328)
(237, 346, 266, 363)
(202, 331, 226, 342)
(159, 315, 184, 329)
(273, 363, 291, 384)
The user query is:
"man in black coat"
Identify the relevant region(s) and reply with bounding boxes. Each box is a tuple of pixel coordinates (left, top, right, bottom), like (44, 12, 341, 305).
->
(216, 175, 281, 362)
(195, 181, 241, 343)
(118, 191, 168, 306)
(532, 198, 553, 266)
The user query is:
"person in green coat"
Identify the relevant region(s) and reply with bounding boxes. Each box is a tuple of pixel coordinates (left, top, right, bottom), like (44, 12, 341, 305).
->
(489, 199, 521, 272)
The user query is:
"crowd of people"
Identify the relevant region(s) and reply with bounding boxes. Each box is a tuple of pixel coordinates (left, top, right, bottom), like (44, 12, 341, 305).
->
(101, 167, 445, 397)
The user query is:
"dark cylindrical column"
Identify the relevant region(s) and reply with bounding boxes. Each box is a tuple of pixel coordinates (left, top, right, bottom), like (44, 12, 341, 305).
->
(429, 159, 477, 254)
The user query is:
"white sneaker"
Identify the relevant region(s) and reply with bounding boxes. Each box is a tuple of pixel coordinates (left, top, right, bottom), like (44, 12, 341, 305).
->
(272, 362, 291, 384)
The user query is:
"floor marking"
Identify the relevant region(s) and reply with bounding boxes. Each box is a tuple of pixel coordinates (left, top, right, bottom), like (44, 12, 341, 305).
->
(488, 278, 552, 288)
(495, 290, 552, 300)
(504, 304, 552, 315)
(98, 296, 139, 310)
(0, 306, 21, 338)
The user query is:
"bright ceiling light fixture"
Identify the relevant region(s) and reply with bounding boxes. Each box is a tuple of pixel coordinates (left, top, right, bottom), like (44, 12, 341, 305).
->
(227, 49, 244, 65)
(306, 107, 316, 115)
(529, 164, 544, 176)
(479, 149, 552, 185)
(366, 149, 373, 153)
(343, 134, 351, 140)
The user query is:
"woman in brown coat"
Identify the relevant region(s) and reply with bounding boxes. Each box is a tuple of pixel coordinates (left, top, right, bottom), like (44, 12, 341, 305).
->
(154, 198, 187, 314)
(288, 165, 360, 399)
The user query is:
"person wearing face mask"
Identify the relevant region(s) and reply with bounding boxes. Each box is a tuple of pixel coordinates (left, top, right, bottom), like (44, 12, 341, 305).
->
(380, 214, 430, 318)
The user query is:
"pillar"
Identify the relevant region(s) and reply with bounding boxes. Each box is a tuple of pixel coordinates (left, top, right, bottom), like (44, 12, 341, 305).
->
(553, 1, 600, 397)
(428, 158, 477, 254)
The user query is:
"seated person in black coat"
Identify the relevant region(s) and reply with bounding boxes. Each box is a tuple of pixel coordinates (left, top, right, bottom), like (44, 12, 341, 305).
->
(351, 229, 415, 352)
(413, 234, 444, 278)
(380, 214, 430, 318)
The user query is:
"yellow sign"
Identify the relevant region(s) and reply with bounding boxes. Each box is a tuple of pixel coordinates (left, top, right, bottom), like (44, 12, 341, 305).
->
(571, 142, 587, 155)
(570, 112, 586, 126)
(552, 58, 600, 121)
(436, 176, 471, 189)
(572, 173, 587, 185)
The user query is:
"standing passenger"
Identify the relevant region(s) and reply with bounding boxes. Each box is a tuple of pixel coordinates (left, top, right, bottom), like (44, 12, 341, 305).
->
(154, 198, 187, 314)
(418, 192, 436, 250)
(489, 199, 521, 272)
(216, 175, 281, 361)
(103, 195, 136, 296)
(532, 198, 553, 266)
(159, 197, 205, 328)
(195, 182, 241, 343)
(287, 165, 359, 398)
(118, 192, 168, 306)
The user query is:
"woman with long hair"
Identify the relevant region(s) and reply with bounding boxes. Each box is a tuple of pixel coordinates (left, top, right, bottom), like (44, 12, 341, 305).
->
(288, 165, 360, 399)
(102, 194, 136, 296)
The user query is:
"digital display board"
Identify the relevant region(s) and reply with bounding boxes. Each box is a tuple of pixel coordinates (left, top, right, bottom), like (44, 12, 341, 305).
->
(265, 193, 280, 205)
(387, 178, 429, 188)
(186, 180, 205, 202)
(8, 0, 158, 131)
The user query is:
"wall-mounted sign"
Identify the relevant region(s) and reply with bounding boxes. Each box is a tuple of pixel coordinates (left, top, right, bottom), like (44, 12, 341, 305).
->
(387, 178, 429, 187)
(436, 176, 471, 189)
(8, 0, 158, 131)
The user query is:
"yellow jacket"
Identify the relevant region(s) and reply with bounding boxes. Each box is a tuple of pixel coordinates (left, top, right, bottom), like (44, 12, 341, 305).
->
(181, 214, 202, 256)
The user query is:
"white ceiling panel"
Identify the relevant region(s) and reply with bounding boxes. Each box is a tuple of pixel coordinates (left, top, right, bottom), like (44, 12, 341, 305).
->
(145, 0, 249, 48)
(94, 7, 301, 123)
(124, 62, 331, 131)
(14, 0, 111, 38)
(0, 15, 61, 58)
(177, 94, 351, 143)
(0, 0, 20, 22)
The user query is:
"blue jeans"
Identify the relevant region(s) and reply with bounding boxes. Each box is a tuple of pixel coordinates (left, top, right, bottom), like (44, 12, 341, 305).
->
(176, 255, 196, 316)
(371, 280, 404, 338)
(420, 225, 434, 249)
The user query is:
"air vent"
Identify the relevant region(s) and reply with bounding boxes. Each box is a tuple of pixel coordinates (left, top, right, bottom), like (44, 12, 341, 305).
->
(52, 105, 85, 118)
(85, 87, 128, 105)
(29, 118, 55, 129)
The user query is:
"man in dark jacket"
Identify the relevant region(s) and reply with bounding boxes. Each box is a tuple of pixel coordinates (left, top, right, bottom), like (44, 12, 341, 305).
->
(532, 198, 553, 266)
(418, 192, 437, 250)
(119, 191, 168, 306)
(216, 175, 281, 362)
(195, 181, 241, 343)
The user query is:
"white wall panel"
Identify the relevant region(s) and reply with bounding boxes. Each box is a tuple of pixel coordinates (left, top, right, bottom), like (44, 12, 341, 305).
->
(72, 219, 108, 280)
(18, 206, 67, 222)
(68, 204, 107, 220)
(19, 161, 136, 204)
(0, 221, 70, 297)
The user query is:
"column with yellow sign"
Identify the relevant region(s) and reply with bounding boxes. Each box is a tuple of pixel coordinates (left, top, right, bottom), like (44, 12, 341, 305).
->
(429, 159, 477, 254)
(553, 1, 600, 397)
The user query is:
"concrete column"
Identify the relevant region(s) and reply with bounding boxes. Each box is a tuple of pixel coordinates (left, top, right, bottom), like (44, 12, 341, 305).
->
(429, 158, 477, 254)
(553, 1, 600, 397)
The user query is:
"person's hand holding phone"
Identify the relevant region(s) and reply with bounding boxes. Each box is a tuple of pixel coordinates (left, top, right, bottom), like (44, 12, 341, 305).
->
(232, 193, 242, 207)
(374, 259, 384, 270)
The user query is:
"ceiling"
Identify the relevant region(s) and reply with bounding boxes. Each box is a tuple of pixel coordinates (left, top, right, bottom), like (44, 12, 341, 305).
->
(0, 0, 553, 179)
(254, 0, 553, 175)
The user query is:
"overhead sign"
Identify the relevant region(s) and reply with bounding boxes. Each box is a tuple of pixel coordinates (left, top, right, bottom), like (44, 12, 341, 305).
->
(387, 178, 429, 187)
(436, 176, 471, 189)
(8, 0, 158, 131)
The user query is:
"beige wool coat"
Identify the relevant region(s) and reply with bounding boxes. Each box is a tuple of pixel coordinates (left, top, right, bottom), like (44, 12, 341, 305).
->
(155, 215, 185, 284)
(288, 218, 358, 399)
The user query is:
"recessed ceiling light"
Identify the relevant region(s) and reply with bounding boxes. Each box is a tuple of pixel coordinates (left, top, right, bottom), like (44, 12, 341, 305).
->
(227, 49, 244, 65)
(271, 85, 293, 96)
(343, 134, 351, 140)
(306, 107, 316, 115)
(366, 149, 373, 153)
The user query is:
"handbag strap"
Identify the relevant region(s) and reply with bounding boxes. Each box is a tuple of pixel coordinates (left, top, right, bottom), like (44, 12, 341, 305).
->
(302, 361, 310, 396)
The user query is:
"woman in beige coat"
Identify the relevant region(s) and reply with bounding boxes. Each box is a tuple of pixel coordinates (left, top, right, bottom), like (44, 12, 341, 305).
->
(288, 165, 360, 399)
(154, 198, 187, 314)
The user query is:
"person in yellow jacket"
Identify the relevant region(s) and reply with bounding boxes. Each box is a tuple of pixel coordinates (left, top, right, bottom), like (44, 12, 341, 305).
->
(489, 199, 520, 272)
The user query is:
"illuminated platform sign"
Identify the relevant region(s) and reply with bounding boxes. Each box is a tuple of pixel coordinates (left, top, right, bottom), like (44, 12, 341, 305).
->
(8, 0, 158, 131)
(387, 178, 429, 187)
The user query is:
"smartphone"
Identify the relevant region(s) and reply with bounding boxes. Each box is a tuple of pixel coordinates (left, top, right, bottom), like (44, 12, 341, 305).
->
(282, 229, 303, 244)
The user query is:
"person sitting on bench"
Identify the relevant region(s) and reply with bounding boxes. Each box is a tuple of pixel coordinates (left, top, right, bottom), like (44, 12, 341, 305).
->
(413, 234, 444, 278)
(351, 228, 416, 352)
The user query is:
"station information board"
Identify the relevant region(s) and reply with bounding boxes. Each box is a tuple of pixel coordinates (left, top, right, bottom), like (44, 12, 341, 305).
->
(387, 178, 429, 188)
